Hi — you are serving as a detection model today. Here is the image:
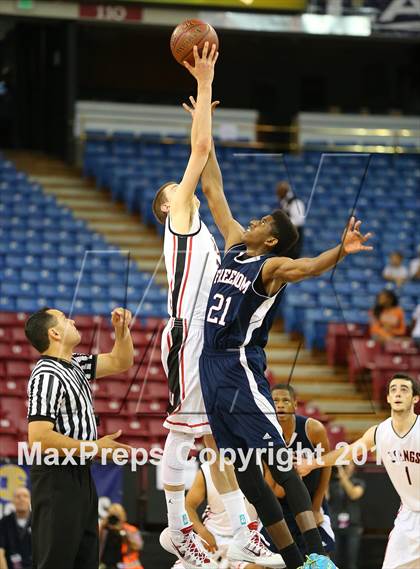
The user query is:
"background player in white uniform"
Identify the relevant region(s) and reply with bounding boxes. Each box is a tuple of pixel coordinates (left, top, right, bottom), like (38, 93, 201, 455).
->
(298, 373, 420, 569)
(171, 461, 284, 569)
(152, 45, 281, 569)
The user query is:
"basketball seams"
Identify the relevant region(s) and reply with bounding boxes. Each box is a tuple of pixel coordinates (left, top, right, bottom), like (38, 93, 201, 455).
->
(170, 22, 218, 65)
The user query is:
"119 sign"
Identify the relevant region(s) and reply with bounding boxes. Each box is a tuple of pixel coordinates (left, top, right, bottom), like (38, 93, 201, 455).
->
(79, 5, 142, 22)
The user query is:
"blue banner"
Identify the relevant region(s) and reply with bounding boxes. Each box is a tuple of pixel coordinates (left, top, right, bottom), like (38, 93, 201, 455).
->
(0, 461, 123, 519)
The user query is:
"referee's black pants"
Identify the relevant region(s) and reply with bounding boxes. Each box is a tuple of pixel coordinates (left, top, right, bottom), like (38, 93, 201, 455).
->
(30, 463, 99, 569)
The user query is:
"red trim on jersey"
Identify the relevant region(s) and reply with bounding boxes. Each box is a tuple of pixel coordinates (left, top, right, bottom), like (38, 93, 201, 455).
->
(177, 236, 193, 318)
(169, 234, 177, 313)
(165, 418, 210, 428)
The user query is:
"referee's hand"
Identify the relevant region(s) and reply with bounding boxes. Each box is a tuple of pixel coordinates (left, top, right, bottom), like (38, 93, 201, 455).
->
(96, 429, 132, 453)
(111, 308, 132, 334)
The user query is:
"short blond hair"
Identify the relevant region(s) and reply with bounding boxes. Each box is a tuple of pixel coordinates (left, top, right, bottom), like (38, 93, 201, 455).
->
(152, 181, 177, 224)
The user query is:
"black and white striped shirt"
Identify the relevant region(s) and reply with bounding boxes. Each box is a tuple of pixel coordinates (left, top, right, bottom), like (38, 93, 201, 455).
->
(27, 354, 98, 441)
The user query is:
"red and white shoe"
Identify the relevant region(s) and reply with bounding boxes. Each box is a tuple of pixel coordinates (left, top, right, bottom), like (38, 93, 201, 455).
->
(160, 525, 218, 569)
(227, 522, 286, 568)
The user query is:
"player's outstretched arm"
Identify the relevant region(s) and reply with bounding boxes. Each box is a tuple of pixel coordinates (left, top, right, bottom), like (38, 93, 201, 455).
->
(297, 425, 377, 477)
(183, 97, 244, 250)
(171, 43, 218, 234)
(262, 216, 372, 291)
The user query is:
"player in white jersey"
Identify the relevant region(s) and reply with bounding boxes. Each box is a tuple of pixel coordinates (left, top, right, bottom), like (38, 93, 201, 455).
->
(151, 44, 283, 569)
(171, 461, 284, 569)
(298, 373, 420, 569)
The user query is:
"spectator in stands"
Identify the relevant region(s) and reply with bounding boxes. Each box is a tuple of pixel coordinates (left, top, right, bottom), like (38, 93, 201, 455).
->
(409, 245, 420, 280)
(411, 304, 420, 349)
(276, 181, 305, 259)
(369, 290, 406, 343)
(382, 251, 408, 287)
(99, 503, 143, 569)
(328, 463, 365, 569)
(0, 486, 32, 569)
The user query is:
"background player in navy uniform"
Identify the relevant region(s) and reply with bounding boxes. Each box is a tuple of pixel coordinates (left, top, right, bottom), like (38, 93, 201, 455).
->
(264, 384, 335, 556)
(196, 127, 372, 569)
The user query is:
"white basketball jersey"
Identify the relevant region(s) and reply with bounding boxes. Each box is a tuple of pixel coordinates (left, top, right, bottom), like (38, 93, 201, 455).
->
(375, 416, 420, 512)
(164, 210, 220, 322)
(201, 462, 257, 537)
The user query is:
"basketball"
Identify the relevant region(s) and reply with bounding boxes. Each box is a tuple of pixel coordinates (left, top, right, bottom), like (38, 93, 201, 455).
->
(170, 19, 219, 66)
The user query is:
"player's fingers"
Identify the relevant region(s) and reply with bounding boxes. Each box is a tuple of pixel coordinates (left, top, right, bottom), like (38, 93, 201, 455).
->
(183, 60, 193, 72)
(354, 220, 362, 231)
(189, 95, 197, 107)
(108, 430, 122, 440)
(213, 51, 219, 65)
(182, 102, 192, 114)
(208, 42, 216, 61)
(361, 245, 374, 251)
(202, 41, 209, 59)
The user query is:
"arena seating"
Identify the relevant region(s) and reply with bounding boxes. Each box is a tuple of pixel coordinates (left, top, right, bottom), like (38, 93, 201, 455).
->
(0, 157, 167, 317)
(84, 135, 420, 349)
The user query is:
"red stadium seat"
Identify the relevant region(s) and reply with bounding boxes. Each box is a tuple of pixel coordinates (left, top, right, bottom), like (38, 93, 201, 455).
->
(327, 425, 347, 450)
(348, 338, 382, 384)
(0, 378, 26, 396)
(0, 434, 19, 458)
(326, 322, 368, 366)
(371, 354, 411, 404)
(410, 355, 420, 369)
(0, 417, 17, 434)
(0, 395, 27, 421)
(147, 417, 168, 437)
(5, 361, 34, 378)
(0, 312, 27, 326)
(384, 339, 419, 355)
(0, 343, 31, 360)
(11, 327, 27, 343)
(94, 398, 122, 415)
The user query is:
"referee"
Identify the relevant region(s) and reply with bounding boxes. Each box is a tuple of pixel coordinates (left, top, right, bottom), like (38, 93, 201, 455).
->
(25, 307, 134, 569)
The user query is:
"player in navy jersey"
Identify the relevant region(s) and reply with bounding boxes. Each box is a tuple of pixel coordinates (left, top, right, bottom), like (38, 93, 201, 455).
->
(264, 384, 335, 556)
(196, 128, 372, 569)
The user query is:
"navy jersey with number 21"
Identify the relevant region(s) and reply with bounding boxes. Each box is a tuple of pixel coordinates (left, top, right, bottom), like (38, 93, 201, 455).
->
(203, 243, 286, 350)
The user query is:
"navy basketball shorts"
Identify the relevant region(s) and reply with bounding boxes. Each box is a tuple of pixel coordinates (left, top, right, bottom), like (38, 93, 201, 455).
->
(199, 346, 285, 451)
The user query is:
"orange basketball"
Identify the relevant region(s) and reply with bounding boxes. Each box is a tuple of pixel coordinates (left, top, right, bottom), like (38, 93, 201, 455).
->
(170, 19, 219, 67)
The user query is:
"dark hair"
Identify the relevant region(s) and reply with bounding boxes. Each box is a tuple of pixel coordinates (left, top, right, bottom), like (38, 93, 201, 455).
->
(25, 308, 57, 353)
(269, 209, 299, 257)
(387, 373, 420, 397)
(152, 181, 177, 224)
(271, 383, 296, 399)
(390, 251, 403, 259)
(373, 289, 398, 319)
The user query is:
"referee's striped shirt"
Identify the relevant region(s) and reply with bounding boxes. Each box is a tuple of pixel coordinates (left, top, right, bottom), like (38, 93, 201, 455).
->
(27, 354, 98, 441)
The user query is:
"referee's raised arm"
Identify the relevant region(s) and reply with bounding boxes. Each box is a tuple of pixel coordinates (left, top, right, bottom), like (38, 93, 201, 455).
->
(23, 306, 134, 569)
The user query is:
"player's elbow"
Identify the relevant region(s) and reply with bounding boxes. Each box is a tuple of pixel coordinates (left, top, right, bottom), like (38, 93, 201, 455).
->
(193, 139, 212, 156)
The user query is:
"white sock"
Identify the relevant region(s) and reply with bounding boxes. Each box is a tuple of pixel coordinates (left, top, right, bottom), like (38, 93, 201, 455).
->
(220, 489, 250, 535)
(165, 489, 191, 531)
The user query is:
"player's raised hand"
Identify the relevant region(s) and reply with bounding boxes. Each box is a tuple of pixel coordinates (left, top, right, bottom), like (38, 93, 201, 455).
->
(183, 42, 219, 83)
(342, 216, 373, 255)
(183, 95, 220, 119)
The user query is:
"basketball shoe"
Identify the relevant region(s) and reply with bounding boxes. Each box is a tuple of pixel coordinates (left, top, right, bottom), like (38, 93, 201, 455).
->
(300, 553, 339, 568)
(160, 525, 218, 568)
(227, 521, 286, 567)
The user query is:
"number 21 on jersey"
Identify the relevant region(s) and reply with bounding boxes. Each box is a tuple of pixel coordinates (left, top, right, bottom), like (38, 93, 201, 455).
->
(207, 294, 232, 326)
